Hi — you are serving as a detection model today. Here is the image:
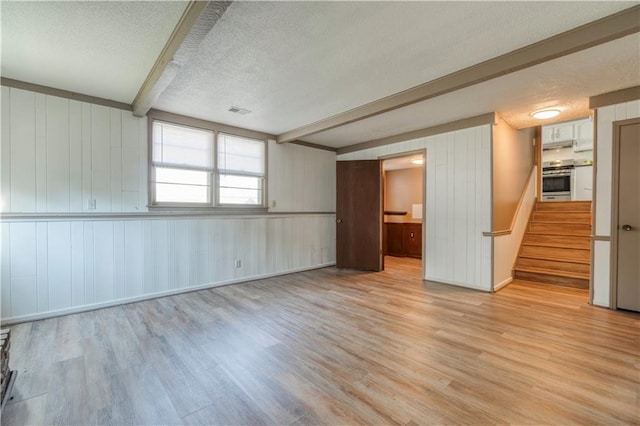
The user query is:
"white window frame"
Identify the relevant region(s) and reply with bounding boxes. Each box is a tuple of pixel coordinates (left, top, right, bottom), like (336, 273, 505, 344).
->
(148, 111, 268, 211)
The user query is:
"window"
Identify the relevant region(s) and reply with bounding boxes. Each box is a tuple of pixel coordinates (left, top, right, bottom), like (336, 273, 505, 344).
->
(218, 133, 265, 205)
(150, 119, 266, 208)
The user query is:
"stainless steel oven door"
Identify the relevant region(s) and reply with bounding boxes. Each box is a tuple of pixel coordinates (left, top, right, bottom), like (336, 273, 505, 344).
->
(542, 170, 573, 201)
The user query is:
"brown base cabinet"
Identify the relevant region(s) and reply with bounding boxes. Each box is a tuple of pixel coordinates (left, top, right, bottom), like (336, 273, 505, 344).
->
(384, 223, 422, 258)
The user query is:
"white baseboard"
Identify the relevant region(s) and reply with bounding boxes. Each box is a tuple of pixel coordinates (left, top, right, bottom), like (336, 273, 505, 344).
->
(0, 262, 336, 326)
(423, 276, 492, 292)
(493, 277, 513, 292)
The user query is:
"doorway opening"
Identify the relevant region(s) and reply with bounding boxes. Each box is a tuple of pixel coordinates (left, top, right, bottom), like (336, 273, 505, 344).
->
(382, 152, 425, 277)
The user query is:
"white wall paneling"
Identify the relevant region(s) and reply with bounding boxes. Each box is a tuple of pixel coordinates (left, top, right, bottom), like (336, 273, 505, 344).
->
(268, 141, 336, 212)
(338, 124, 492, 291)
(1, 87, 148, 214)
(592, 99, 640, 308)
(1, 214, 336, 324)
(1, 86, 337, 323)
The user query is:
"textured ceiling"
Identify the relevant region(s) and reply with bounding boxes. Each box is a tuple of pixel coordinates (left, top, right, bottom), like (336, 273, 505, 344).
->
(153, 1, 636, 139)
(1, 1, 638, 149)
(304, 33, 640, 148)
(1, 1, 188, 103)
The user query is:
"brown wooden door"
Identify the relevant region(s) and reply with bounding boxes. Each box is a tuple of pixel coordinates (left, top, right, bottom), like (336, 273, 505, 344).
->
(615, 120, 640, 312)
(336, 160, 383, 271)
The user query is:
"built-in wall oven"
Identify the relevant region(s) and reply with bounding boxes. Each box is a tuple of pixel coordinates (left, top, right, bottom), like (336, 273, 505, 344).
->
(542, 160, 574, 201)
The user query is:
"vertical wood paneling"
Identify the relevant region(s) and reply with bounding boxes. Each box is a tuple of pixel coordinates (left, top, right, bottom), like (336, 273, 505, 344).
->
(11, 276, 38, 317)
(110, 109, 122, 212)
(445, 132, 455, 280)
(2, 214, 336, 322)
(81, 103, 92, 212)
(83, 222, 94, 303)
(91, 105, 111, 213)
(337, 124, 492, 290)
(593, 241, 611, 307)
(152, 220, 169, 293)
(35, 94, 47, 212)
(466, 132, 477, 285)
(453, 130, 467, 283)
(174, 220, 190, 289)
(47, 222, 71, 310)
(595, 105, 615, 237)
(94, 221, 114, 303)
(70, 222, 85, 306)
(1, 223, 11, 317)
(138, 117, 148, 212)
(36, 222, 48, 311)
(268, 141, 336, 212)
(10, 89, 36, 212)
(69, 101, 83, 211)
(121, 111, 140, 212)
(113, 221, 125, 299)
(46, 96, 70, 212)
(124, 221, 144, 298)
(142, 220, 155, 294)
(1, 87, 11, 212)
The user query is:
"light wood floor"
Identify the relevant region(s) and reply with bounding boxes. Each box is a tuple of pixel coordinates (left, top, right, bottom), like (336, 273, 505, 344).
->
(2, 257, 638, 425)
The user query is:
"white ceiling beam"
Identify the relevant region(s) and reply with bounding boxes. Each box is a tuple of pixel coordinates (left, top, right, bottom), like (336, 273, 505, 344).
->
(276, 5, 640, 143)
(132, 1, 231, 117)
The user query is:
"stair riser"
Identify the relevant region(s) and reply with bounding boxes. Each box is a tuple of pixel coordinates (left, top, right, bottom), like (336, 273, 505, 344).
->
(532, 212, 591, 223)
(516, 258, 590, 275)
(535, 201, 591, 212)
(520, 246, 590, 262)
(514, 270, 589, 289)
(528, 223, 591, 235)
(523, 234, 590, 249)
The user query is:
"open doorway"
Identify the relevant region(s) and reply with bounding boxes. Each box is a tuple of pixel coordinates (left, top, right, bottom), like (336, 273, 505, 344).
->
(382, 153, 424, 276)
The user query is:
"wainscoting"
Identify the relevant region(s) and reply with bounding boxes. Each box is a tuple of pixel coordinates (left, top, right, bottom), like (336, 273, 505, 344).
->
(1, 214, 335, 324)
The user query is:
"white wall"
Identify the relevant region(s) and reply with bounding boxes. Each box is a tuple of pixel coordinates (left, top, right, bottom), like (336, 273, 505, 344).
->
(493, 168, 536, 290)
(0, 87, 337, 323)
(592, 99, 640, 307)
(268, 141, 335, 212)
(1, 87, 147, 213)
(338, 125, 492, 291)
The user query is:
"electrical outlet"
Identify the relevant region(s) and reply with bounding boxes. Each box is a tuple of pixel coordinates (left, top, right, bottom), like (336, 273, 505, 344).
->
(88, 199, 96, 210)
(271, 200, 276, 208)
(235, 259, 242, 268)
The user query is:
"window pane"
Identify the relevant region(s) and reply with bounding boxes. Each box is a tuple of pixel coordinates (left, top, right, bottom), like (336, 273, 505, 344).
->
(219, 174, 262, 205)
(156, 167, 209, 185)
(153, 121, 214, 170)
(218, 133, 265, 174)
(154, 167, 210, 204)
(156, 183, 209, 203)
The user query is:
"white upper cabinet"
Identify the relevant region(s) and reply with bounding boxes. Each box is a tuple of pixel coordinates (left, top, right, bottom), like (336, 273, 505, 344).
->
(574, 118, 594, 152)
(542, 121, 575, 145)
(541, 117, 593, 152)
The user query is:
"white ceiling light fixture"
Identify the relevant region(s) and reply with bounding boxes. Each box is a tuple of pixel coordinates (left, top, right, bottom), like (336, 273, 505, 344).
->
(531, 108, 561, 120)
(411, 158, 424, 165)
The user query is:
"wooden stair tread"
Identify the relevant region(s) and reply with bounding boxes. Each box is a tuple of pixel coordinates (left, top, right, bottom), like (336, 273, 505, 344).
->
(522, 241, 589, 249)
(513, 266, 589, 280)
(518, 253, 590, 264)
(527, 231, 591, 237)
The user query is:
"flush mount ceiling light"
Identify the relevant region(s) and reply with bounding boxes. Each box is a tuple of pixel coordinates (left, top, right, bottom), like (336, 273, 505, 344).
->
(411, 158, 424, 165)
(531, 108, 561, 120)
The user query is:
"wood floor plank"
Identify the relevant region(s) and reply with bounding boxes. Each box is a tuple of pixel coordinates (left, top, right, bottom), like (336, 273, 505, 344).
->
(2, 257, 638, 425)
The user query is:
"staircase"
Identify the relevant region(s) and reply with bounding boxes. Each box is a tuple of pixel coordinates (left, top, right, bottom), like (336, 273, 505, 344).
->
(514, 201, 591, 288)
